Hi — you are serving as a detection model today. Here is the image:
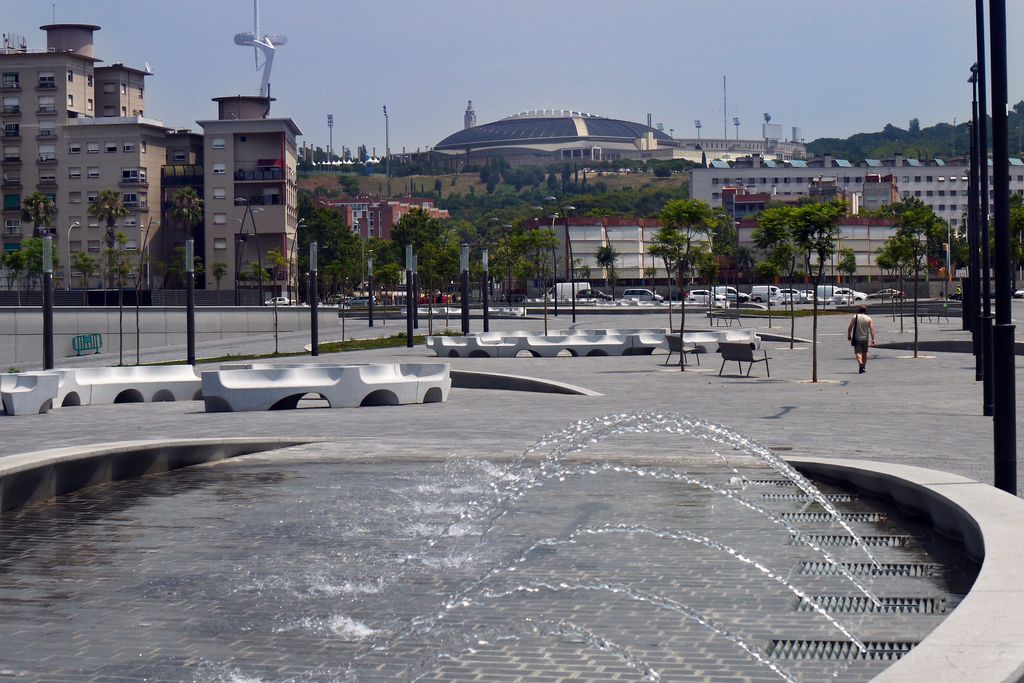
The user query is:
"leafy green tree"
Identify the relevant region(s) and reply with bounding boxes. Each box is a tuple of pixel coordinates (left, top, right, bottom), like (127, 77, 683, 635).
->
(2, 249, 26, 305)
(212, 261, 228, 293)
(21, 191, 56, 236)
(753, 206, 804, 345)
(72, 251, 98, 305)
(792, 199, 846, 381)
(266, 248, 289, 354)
(837, 247, 858, 285)
(653, 198, 714, 368)
(521, 228, 560, 334)
(103, 232, 133, 365)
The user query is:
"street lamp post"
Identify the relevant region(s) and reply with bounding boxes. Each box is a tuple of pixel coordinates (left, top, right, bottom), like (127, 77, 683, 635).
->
(545, 197, 577, 322)
(234, 197, 264, 305)
(412, 253, 419, 329)
(383, 105, 391, 198)
(481, 248, 490, 332)
(549, 213, 559, 317)
(65, 221, 80, 291)
(405, 243, 414, 348)
(310, 241, 319, 356)
(367, 256, 374, 328)
(974, 2, 993, 418)
(291, 217, 305, 305)
(185, 238, 195, 365)
(42, 236, 54, 369)
(460, 242, 470, 334)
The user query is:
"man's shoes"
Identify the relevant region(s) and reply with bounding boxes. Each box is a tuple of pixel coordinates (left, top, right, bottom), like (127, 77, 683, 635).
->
(859, 364, 865, 374)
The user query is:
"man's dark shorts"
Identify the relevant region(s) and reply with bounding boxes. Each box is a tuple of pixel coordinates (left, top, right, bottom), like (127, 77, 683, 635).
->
(854, 339, 869, 355)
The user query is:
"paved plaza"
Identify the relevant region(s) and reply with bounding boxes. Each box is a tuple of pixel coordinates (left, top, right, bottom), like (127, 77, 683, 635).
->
(1, 303, 1022, 682)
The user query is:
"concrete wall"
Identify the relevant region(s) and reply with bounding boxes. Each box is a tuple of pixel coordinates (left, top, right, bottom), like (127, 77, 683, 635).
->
(0, 306, 340, 368)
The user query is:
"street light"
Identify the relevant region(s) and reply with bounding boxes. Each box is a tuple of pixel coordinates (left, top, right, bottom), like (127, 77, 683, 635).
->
(460, 242, 470, 334)
(405, 243, 415, 347)
(694, 120, 702, 140)
(42, 236, 53, 369)
(291, 217, 305, 304)
(185, 238, 195, 365)
(546, 196, 578, 323)
(65, 220, 80, 290)
(481, 247, 490, 332)
(733, 117, 740, 140)
(383, 105, 390, 198)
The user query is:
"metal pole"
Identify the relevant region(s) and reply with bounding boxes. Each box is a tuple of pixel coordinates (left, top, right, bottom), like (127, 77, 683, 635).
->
(549, 214, 558, 317)
(383, 105, 391, 198)
(42, 236, 54, 369)
(405, 244, 414, 347)
(976, 0, 994, 416)
(367, 256, 374, 328)
(310, 241, 319, 356)
(966, 108, 979, 337)
(988, 0, 1017, 494)
(460, 242, 470, 334)
(412, 255, 419, 329)
(185, 239, 195, 365)
(482, 248, 490, 332)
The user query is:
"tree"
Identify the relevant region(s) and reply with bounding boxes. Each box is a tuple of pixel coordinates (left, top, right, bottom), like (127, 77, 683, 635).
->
(653, 199, 714, 370)
(171, 186, 203, 242)
(792, 199, 846, 381)
(103, 232, 133, 365)
(72, 251, 98, 305)
(837, 247, 858, 284)
(212, 261, 228, 293)
(893, 199, 942, 358)
(20, 236, 60, 294)
(521, 228, 560, 334)
(266, 248, 288, 354)
(89, 189, 128, 249)
(21, 191, 56, 236)
(595, 244, 619, 298)
(2, 250, 26, 306)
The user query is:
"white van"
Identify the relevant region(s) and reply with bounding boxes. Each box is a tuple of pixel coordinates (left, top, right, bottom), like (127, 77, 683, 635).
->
(749, 285, 781, 303)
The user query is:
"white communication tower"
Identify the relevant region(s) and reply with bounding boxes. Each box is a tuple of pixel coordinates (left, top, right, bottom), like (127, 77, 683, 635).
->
(233, 0, 287, 97)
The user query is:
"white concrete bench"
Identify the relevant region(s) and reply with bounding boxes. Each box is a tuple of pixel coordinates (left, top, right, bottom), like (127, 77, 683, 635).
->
(1, 372, 59, 415)
(426, 335, 519, 358)
(69, 366, 203, 404)
(201, 362, 450, 413)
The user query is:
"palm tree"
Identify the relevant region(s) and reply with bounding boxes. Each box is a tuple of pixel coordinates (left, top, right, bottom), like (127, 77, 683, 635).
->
(595, 244, 619, 298)
(21, 191, 56, 237)
(89, 189, 128, 249)
(171, 186, 203, 240)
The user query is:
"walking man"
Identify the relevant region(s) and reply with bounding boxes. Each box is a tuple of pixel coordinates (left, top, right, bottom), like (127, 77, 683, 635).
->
(847, 305, 877, 373)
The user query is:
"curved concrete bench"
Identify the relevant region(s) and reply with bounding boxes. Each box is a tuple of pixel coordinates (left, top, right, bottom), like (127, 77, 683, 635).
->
(426, 335, 519, 358)
(429, 332, 663, 358)
(70, 366, 203, 404)
(1, 372, 59, 415)
(201, 362, 450, 412)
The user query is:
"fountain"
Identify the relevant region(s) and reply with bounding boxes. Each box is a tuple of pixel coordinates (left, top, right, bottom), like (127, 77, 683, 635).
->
(0, 414, 978, 682)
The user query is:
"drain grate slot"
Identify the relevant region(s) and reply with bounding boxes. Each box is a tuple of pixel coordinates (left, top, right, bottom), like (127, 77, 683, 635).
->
(791, 534, 912, 548)
(794, 596, 945, 613)
(766, 639, 917, 661)
(762, 493, 853, 502)
(747, 479, 800, 487)
(798, 561, 939, 577)
(781, 511, 887, 523)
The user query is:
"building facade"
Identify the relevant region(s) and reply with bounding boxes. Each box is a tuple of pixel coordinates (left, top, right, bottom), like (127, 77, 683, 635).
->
(317, 194, 449, 242)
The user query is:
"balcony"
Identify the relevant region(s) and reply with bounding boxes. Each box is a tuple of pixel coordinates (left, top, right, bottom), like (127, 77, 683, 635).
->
(35, 130, 56, 140)
(234, 166, 285, 182)
(38, 178, 57, 188)
(123, 200, 149, 210)
(0, 81, 20, 91)
(2, 129, 19, 139)
(1, 105, 21, 116)
(238, 194, 283, 206)
(36, 106, 57, 114)
(2, 177, 22, 188)
(2, 227, 22, 237)
(119, 177, 148, 188)
(1, 156, 21, 165)
(37, 154, 57, 164)
(36, 80, 56, 90)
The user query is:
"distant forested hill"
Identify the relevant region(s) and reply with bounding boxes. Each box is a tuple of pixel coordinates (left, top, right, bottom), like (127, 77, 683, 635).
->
(806, 102, 1024, 162)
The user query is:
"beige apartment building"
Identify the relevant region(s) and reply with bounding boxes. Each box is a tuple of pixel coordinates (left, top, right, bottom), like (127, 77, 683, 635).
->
(198, 95, 301, 297)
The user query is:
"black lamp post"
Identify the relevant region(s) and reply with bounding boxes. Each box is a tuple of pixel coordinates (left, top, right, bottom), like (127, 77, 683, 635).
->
(545, 197, 577, 322)
(42, 235, 54, 369)
(185, 238, 195, 365)
(987, 0, 1017, 494)
(481, 247, 490, 332)
(405, 243, 414, 347)
(460, 242, 470, 334)
(412, 253, 419, 329)
(966, 109, 978, 338)
(974, 1, 994, 417)
(310, 241, 319, 356)
(234, 197, 264, 305)
(367, 256, 374, 328)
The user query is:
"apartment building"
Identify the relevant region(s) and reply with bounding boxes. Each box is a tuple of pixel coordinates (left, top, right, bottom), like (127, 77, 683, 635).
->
(318, 194, 450, 241)
(198, 95, 301, 295)
(690, 153, 1024, 232)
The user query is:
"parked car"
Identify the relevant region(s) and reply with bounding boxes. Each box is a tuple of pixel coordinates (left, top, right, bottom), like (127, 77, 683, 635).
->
(868, 288, 905, 299)
(620, 288, 664, 302)
(263, 296, 295, 306)
(749, 285, 782, 303)
(343, 296, 375, 308)
(1013, 289, 1024, 299)
(778, 288, 808, 304)
(576, 288, 613, 301)
(686, 289, 727, 306)
(712, 286, 750, 303)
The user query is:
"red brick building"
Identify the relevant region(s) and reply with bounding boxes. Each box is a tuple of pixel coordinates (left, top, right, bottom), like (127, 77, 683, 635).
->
(316, 194, 449, 241)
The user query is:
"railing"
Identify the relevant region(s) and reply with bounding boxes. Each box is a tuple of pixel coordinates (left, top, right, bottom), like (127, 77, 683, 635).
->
(36, 105, 56, 113)
(1, 130, 19, 138)
(122, 200, 148, 210)
(35, 130, 56, 139)
(119, 177, 148, 186)
(1, 106, 20, 114)
(0, 81, 20, 91)
(36, 80, 56, 90)
(234, 167, 285, 181)
(239, 194, 283, 206)
(1, 156, 21, 163)
(2, 227, 22, 237)
(37, 154, 57, 163)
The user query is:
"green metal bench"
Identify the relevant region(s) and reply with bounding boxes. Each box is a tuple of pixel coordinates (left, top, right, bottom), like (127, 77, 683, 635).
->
(72, 333, 103, 356)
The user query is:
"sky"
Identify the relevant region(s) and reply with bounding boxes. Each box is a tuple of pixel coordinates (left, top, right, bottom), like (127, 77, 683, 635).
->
(2, 0, 1021, 155)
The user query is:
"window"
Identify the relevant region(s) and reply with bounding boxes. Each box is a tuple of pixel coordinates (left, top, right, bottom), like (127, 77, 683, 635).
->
(87, 98, 93, 112)
(212, 137, 226, 149)
(124, 239, 138, 251)
(87, 191, 98, 203)
(67, 94, 74, 108)
(105, 142, 117, 153)
(38, 122, 55, 137)
(213, 213, 226, 225)
(914, 190, 922, 197)
(902, 176, 910, 183)
(67, 69, 74, 83)
(69, 191, 81, 204)
(950, 204, 958, 211)
(123, 141, 135, 153)
(938, 190, 946, 197)
(213, 187, 226, 199)
(914, 176, 921, 183)
(123, 217, 137, 228)
(213, 237, 227, 250)
(926, 176, 933, 182)
(173, 151, 186, 162)
(938, 204, 946, 211)
(140, 141, 146, 153)
(121, 83, 127, 95)
(37, 144, 55, 161)
(87, 74, 93, 87)
(121, 193, 138, 207)
(87, 166, 99, 178)
(1, 72, 18, 88)
(102, 106, 115, 116)
(212, 162, 226, 175)
(87, 142, 99, 154)
(121, 106, 127, 116)
(138, 87, 143, 100)
(68, 167, 81, 179)
(5, 218, 22, 231)
(926, 190, 934, 197)
(37, 71, 55, 88)
(87, 240, 101, 253)
(2, 95, 19, 113)
(2, 145, 20, 160)
(103, 82, 115, 94)
(38, 171, 55, 184)
(3, 123, 18, 137)
(3, 194, 20, 210)
(950, 190, 958, 196)
(37, 95, 55, 112)
(68, 143, 81, 154)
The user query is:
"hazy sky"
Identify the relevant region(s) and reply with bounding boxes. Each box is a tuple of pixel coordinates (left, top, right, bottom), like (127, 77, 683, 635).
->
(2, 0, 1021, 154)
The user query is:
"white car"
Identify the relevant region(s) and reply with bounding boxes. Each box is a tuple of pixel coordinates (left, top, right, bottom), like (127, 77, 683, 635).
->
(264, 296, 295, 306)
(778, 288, 808, 304)
(687, 289, 727, 306)
(620, 288, 664, 302)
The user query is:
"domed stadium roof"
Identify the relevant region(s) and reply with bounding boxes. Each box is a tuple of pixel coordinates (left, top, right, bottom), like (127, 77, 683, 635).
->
(435, 110, 675, 151)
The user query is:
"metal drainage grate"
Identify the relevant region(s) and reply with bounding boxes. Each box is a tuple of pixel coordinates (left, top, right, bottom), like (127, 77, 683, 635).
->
(762, 493, 853, 502)
(747, 479, 800, 487)
(791, 534, 912, 548)
(794, 596, 945, 614)
(766, 639, 917, 661)
(798, 561, 939, 577)
(781, 511, 887, 523)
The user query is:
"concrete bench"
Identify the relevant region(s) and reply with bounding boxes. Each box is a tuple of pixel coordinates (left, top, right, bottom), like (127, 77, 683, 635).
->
(718, 341, 771, 377)
(1, 372, 59, 415)
(663, 332, 720, 366)
(201, 362, 450, 412)
(426, 335, 519, 358)
(70, 366, 203, 404)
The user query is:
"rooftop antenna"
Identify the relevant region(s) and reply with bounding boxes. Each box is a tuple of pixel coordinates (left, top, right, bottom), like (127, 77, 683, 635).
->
(233, 0, 287, 98)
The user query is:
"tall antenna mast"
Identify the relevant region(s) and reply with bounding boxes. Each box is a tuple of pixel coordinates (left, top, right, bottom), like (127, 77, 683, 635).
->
(234, 0, 287, 98)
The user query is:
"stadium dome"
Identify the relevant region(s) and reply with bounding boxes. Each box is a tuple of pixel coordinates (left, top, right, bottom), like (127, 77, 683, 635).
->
(433, 109, 678, 164)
